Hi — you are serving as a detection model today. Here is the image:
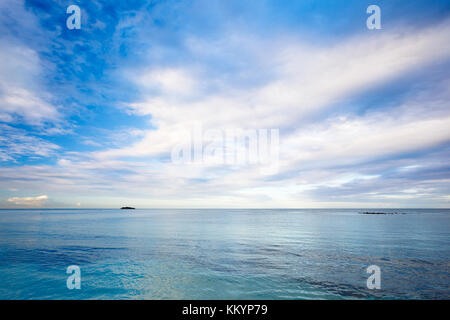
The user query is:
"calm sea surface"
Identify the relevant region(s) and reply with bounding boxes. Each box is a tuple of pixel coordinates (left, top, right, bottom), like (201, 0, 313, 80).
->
(0, 209, 448, 299)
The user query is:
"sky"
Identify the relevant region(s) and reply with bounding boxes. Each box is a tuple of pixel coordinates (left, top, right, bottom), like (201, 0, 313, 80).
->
(0, 0, 450, 208)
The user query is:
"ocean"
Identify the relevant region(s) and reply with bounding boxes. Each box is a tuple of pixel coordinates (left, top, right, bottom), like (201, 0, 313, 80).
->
(0, 208, 448, 299)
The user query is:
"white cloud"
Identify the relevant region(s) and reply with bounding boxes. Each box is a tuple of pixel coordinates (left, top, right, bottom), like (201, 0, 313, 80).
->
(7, 194, 48, 207)
(282, 112, 450, 170)
(0, 124, 60, 161)
(0, 41, 61, 125)
(133, 68, 198, 96)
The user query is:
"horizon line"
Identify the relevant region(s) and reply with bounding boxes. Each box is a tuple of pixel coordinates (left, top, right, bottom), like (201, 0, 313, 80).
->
(1, 207, 449, 210)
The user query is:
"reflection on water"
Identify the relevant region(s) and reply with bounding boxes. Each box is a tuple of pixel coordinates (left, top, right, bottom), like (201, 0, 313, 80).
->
(0, 209, 449, 299)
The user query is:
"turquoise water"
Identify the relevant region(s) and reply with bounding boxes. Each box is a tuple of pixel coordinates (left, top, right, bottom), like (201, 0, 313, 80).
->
(0, 209, 448, 299)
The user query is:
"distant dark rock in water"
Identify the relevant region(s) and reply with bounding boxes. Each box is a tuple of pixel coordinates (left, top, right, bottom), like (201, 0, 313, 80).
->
(359, 211, 405, 215)
(120, 206, 135, 210)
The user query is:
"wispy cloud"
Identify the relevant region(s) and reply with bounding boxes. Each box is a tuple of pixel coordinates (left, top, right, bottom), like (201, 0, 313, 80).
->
(0, 43, 61, 125)
(0, 124, 60, 162)
(7, 194, 48, 207)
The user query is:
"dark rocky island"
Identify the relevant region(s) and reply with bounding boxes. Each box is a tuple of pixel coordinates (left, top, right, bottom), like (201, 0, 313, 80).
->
(120, 206, 135, 210)
(359, 211, 405, 215)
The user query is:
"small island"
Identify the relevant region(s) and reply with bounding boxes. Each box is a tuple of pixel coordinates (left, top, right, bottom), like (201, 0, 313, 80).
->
(359, 211, 405, 215)
(120, 206, 135, 210)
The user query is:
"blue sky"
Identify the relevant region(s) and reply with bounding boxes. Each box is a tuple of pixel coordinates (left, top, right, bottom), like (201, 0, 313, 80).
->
(0, 0, 450, 208)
